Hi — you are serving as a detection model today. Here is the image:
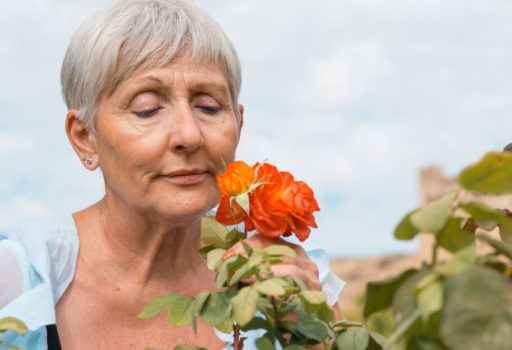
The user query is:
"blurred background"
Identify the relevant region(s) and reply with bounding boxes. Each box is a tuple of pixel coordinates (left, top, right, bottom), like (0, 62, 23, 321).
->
(1, 0, 511, 263)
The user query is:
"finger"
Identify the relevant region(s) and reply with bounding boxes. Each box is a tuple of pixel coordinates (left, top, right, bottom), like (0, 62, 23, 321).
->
(269, 264, 322, 291)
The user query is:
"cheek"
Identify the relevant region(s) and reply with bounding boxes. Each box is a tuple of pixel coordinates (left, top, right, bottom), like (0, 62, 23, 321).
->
(207, 123, 240, 171)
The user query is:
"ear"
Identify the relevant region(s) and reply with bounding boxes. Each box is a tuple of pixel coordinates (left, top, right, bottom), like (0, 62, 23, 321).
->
(65, 110, 99, 170)
(237, 104, 244, 139)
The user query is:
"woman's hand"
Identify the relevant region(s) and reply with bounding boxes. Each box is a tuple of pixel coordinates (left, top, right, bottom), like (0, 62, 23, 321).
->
(226, 235, 322, 292)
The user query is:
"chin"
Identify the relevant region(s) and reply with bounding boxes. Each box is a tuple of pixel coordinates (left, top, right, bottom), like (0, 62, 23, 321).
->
(155, 195, 217, 222)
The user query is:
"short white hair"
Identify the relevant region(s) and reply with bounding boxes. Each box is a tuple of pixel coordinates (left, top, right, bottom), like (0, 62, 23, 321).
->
(61, 0, 242, 131)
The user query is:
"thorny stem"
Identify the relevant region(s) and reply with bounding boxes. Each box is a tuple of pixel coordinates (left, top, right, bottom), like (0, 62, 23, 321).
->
(233, 323, 246, 350)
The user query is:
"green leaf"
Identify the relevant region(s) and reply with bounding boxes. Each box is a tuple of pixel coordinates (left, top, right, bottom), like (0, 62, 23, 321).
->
(434, 243, 475, 277)
(201, 216, 231, 249)
(295, 320, 329, 343)
(241, 240, 253, 255)
(385, 309, 421, 348)
(197, 245, 216, 258)
(414, 273, 443, 320)
(363, 268, 417, 318)
(265, 245, 297, 258)
(191, 291, 210, 333)
(0, 317, 28, 335)
(228, 263, 254, 286)
(394, 210, 421, 240)
(225, 228, 246, 247)
(239, 317, 272, 332)
(410, 190, 458, 234)
(459, 151, 512, 194)
(201, 291, 232, 327)
(254, 278, 289, 296)
(437, 217, 475, 253)
(300, 290, 326, 305)
(332, 320, 364, 328)
(406, 335, 444, 350)
(283, 346, 307, 350)
(255, 337, 276, 350)
(206, 248, 227, 270)
(174, 345, 207, 350)
(369, 331, 388, 348)
(477, 233, 512, 259)
(460, 202, 512, 242)
(231, 286, 260, 326)
(335, 327, 370, 350)
(392, 269, 430, 323)
(441, 266, 512, 350)
(248, 249, 265, 267)
(168, 295, 194, 327)
(138, 294, 179, 319)
(216, 255, 236, 288)
(214, 316, 234, 334)
(317, 303, 336, 323)
(288, 276, 308, 291)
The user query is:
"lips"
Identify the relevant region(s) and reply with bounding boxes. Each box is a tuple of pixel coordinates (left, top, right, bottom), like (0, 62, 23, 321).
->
(162, 169, 208, 185)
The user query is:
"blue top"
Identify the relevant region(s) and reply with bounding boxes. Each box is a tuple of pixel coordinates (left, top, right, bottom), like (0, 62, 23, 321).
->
(0, 215, 345, 350)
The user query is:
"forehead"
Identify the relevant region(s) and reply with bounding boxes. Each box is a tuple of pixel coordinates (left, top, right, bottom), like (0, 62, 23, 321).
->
(114, 55, 231, 96)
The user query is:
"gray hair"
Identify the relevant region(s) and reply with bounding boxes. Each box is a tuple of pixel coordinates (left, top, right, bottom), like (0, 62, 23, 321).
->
(61, 0, 242, 131)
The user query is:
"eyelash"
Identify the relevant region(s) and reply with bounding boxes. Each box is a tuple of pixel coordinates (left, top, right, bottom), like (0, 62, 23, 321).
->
(134, 108, 160, 118)
(200, 106, 221, 115)
(134, 106, 220, 118)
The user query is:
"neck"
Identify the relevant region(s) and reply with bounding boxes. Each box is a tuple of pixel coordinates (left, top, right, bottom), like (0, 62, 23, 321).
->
(74, 196, 209, 295)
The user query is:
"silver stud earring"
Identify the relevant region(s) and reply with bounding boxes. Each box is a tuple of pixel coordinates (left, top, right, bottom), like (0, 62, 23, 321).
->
(82, 156, 93, 165)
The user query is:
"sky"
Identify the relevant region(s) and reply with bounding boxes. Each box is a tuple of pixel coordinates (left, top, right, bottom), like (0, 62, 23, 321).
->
(1, 0, 511, 258)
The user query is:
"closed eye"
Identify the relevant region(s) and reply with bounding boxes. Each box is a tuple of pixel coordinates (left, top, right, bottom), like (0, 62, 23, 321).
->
(134, 108, 160, 118)
(200, 106, 220, 115)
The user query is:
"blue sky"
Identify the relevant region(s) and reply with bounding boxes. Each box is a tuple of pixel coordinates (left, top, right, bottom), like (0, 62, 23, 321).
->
(1, 0, 511, 257)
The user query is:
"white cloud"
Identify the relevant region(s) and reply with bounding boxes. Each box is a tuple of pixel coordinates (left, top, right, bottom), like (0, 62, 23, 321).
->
(299, 44, 392, 106)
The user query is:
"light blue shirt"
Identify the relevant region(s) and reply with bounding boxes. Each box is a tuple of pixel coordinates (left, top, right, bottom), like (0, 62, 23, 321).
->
(0, 215, 344, 349)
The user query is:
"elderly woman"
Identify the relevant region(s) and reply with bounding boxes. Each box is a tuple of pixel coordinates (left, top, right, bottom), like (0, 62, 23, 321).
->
(0, 0, 344, 349)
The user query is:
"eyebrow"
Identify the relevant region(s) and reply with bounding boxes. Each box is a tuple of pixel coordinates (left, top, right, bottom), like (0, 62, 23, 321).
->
(191, 81, 229, 92)
(140, 76, 165, 85)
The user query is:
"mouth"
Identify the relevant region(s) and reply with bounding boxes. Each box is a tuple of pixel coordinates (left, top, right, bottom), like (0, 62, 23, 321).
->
(161, 169, 208, 185)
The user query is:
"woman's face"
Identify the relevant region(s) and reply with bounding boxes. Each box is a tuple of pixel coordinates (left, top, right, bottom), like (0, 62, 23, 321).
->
(91, 56, 243, 223)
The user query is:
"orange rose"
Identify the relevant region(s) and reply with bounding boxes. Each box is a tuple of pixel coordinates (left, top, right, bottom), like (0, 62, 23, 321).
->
(249, 163, 320, 242)
(215, 161, 319, 242)
(216, 194, 247, 225)
(215, 161, 255, 226)
(217, 161, 255, 196)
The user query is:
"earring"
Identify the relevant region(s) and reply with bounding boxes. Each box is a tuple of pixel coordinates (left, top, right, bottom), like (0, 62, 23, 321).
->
(82, 156, 93, 165)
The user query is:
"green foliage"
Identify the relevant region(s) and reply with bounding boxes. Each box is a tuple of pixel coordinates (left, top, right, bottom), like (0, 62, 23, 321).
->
(364, 269, 417, 317)
(459, 152, 512, 194)
(365, 151, 512, 350)
(410, 190, 458, 235)
(140, 214, 388, 349)
(441, 267, 512, 350)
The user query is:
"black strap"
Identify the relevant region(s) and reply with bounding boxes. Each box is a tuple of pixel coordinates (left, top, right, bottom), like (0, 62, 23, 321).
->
(46, 324, 62, 350)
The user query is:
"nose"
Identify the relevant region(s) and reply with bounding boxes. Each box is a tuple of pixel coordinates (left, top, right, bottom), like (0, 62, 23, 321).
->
(168, 103, 204, 153)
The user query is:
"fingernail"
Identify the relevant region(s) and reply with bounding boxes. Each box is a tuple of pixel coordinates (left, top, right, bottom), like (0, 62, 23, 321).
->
(222, 249, 237, 259)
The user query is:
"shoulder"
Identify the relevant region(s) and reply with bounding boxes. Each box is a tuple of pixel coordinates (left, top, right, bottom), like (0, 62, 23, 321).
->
(0, 215, 79, 330)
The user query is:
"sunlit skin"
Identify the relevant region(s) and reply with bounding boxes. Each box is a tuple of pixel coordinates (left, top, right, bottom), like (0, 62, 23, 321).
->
(57, 54, 335, 349)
